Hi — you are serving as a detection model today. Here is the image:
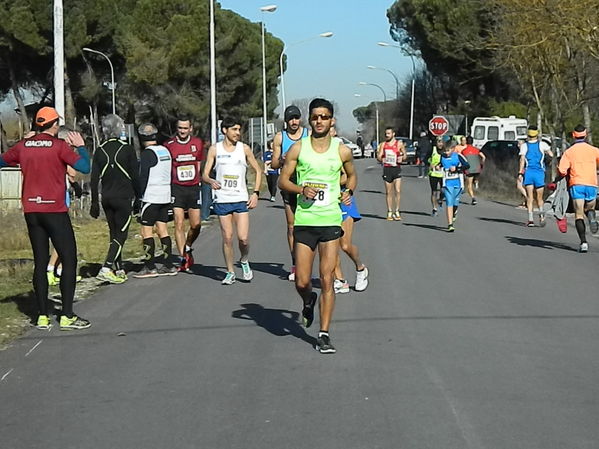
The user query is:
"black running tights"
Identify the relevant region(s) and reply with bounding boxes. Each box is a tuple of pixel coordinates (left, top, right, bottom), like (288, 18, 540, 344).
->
(102, 197, 132, 270)
(25, 212, 77, 317)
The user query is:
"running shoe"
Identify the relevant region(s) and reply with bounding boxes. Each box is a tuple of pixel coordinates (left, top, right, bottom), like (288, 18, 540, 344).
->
(133, 267, 159, 279)
(157, 266, 178, 276)
(471, 198, 477, 205)
(115, 270, 128, 281)
(59, 315, 91, 330)
(76, 275, 82, 283)
(36, 315, 52, 330)
(302, 292, 318, 328)
(579, 242, 589, 253)
(222, 272, 236, 285)
(334, 279, 350, 294)
(393, 211, 402, 221)
(447, 224, 455, 232)
(240, 261, 253, 281)
(589, 219, 599, 235)
(355, 267, 369, 292)
(185, 249, 194, 270)
(526, 221, 535, 227)
(556, 217, 568, 233)
(386, 211, 393, 221)
(316, 334, 336, 354)
(288, 266, 296, 282)
(432, 208, 438, 217)
(270, 196, 276, 202)
(47, 271, 59, 286)
(539, 216, 546, 228)
(96, 268, 126, 284)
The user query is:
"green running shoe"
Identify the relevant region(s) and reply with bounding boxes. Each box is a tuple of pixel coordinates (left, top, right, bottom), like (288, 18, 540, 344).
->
(36, 315, 52, 330)
(96, 269, 126, 284)
(60, 315, 91, 331)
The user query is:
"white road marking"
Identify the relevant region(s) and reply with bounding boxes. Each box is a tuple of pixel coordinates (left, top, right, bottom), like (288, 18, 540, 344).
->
(25, 340, 43, 357)
(1, 368, 14, 382)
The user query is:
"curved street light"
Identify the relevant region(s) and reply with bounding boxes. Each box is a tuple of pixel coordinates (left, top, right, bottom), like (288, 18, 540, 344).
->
(82, 47, 116, 115)
(377, 41, 416, 140)
(260, 4, 277, 155)
(358, 81, 387, 103)
(279, 32, 333, 110)
(367, 65, 400, 100)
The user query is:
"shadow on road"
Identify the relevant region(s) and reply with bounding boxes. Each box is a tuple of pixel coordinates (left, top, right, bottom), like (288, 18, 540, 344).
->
(231, 303, 316, 347)
(239, 261, 287, 278)
(402, 210, 433, 217)
(360, 213, 386, 220)
(505, 236, 574, 251)
(359, 189, 384, 195)
(479, 217, 524, 226)
(188, 264, 226, 280)
(402, 223, 446, 231)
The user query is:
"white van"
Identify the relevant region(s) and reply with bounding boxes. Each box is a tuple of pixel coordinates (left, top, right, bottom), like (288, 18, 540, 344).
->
(471, 116, 528, 148)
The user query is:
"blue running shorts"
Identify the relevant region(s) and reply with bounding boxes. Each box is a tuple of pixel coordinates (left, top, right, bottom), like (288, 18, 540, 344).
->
(569, 185, 598, 202)
(523, 169, 545, 188)
(340, 197, 362, 222)
(213, 201, 248, 216)
(443, 185, 462, 207)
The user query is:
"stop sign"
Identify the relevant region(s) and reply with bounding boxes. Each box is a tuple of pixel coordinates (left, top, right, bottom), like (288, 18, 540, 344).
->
(429, 116, 449, 137)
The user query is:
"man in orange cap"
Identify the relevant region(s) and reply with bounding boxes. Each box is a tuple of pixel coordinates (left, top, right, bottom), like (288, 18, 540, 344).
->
(557, 125, 599, 252)
(0, 106, 92, 330)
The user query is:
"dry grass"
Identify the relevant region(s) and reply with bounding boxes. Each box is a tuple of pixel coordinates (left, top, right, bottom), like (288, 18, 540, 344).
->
(0, 209, 146, 347)
(478, 158, 524, 204)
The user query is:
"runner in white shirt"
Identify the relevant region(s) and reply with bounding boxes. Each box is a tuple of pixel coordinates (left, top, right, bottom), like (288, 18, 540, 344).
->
(202, 118, 262, 285)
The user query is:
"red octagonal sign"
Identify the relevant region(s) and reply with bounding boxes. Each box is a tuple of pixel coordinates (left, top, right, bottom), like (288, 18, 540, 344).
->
(429, 116, 449, 137)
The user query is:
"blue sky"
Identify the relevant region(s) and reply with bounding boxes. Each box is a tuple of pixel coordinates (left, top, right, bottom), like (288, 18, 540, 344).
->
(218, 0, 415, 137)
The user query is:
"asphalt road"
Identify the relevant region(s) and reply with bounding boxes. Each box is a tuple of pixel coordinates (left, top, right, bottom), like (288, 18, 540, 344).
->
(2, 160, 599, 449)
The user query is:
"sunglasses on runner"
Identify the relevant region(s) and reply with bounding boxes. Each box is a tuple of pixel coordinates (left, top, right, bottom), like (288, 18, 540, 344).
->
(310, 114, 332, 121)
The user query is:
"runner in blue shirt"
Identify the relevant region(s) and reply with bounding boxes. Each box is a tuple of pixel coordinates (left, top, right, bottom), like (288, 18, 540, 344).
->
(441, 140, 469, 232)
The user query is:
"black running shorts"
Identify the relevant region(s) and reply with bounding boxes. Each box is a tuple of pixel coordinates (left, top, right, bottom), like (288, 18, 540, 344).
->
(293, 226, 343, 251)
(171, 184, 201, 210)
(280, 171, 298, 212)
(382, 166, 402, 183)
(429, 176, 442, 192)
(139, 202, 170, 226)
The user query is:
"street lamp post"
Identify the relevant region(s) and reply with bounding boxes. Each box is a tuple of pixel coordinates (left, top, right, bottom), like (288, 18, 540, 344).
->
(377, 42, 417, 140)
(209, 0, 217, 144)
(354, 94, 379, 147)
(358, 83, 387, 144)
(279, 32, 333, 110)
(367, 65, 400, 100)
(260, 4, 277, 157)
(464, 100, 472, 136)
(53, 0, 65, 123)
(82, 47, 116, 115)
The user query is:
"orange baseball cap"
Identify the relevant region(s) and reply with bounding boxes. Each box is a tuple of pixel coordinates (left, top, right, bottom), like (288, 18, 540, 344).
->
(35, 107, 60, 126)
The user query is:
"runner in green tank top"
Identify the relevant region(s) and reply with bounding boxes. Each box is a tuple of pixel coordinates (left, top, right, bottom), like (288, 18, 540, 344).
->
(279, 98, 357, 355)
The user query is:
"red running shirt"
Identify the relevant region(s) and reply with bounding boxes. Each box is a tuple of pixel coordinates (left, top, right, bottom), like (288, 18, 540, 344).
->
(381, 140, 403, 167)
(164, 136, 205, 186)
(2, 133, 82, 213)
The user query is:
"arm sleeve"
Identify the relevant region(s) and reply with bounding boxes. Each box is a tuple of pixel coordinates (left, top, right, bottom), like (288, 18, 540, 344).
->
(138, 150, 158, 199)
(557, 152, 570, 176)
(90, 147, 101, 203)
(69, 146, 91, 174)
(126, 145, 141, 199)
(0, 144, 21, 167)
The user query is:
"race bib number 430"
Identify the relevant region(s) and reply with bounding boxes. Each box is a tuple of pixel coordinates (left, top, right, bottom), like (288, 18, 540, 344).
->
(303, 181, 330, 206)
(177, 165, 196, 182)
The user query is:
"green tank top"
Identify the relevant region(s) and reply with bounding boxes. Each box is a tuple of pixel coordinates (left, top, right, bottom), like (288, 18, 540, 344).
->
(295, 136, 343, 227)
(428, 148, 443, 178)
